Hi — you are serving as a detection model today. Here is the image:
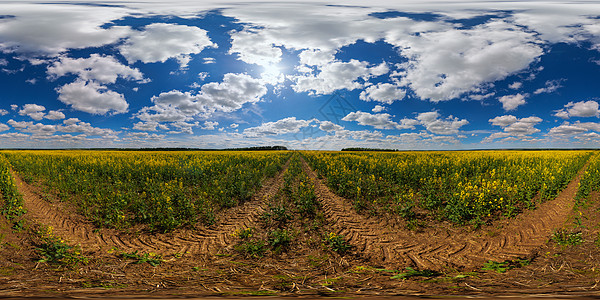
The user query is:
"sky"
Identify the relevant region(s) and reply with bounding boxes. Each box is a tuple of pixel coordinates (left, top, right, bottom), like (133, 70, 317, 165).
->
(1, 1, 600, 150)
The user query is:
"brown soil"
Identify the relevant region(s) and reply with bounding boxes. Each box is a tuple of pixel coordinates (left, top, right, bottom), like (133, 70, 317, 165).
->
(302, 157, 589, 271)
(2, 155, 600, 298)
(11, 159, 289, 256)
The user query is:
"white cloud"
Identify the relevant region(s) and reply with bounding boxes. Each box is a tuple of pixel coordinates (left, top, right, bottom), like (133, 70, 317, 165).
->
(319, 120, 344, 132)
(359, 82, 406, 104)
(171, 121, 199, 134)
(394, 20, 543, 101)
(119, 23, 216, 68)
(548, 122, 588, 136)
(45, 110, 65, 120)
(416, 111, 468, 135)
(343, 111, 404, 130)
(56, 80, 128, 115)
(230, 123, 239, 129)
(243, 117, 313, 136)
(292, 60, 387, 95)
(298, 49, 336, 66)
(469, 92, 495, 101)
(133, 121, 160, 131)
(554, 100, 599, 119)
(138, 73, 267, 123)
(230, 29, 282, 66)
(198, 72, 209, 81)
(0, 109, 8, 116)
(486, 115, 542, 141)
(533, 80, 562, 95)
(58, 119, 117, 137)
(498, 93, 527, 111)
(508, 82, 522, 89)
(202, 121, 219, 130)
(372, 105, 386, 113)
(7, 119, 56, 135)
(10, 105, 18, 111)
(18, 104, 45, 120)
(47, 54, 145, 84)
(127, 132, 165, 140)
(0, 3, 130, 55)
(0, 123, 8, 132)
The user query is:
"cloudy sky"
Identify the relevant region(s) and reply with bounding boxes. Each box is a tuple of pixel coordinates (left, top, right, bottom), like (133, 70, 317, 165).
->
(1, 0, 600, 149)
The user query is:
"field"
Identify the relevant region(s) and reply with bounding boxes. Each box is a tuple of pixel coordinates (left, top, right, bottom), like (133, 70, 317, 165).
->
(1, 149, 600, 298)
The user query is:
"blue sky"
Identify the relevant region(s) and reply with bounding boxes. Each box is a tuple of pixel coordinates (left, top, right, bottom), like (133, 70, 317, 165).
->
(1, 0, 600, 150)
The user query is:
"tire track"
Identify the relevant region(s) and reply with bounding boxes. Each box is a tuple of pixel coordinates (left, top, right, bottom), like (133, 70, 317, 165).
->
(302, 156, 589, 270)
(13, 158, 289, 256)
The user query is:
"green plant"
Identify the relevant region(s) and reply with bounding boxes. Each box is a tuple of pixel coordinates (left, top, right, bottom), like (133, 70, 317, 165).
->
(35, 227, 87, 268)
(262, 204, 291, 225)
(235, 240, 265, 258)
(323, 232, 351, 254)
(482, 258, 530, 273)
(234, 227, 254, 240)
(268, 229, 292, 249)
(120, 250, 162, 266)
(390, 267, 440, 279)
(552, 229, 583, 246)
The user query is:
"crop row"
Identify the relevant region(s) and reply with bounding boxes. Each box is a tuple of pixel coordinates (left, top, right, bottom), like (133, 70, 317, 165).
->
(2, 150, 290, 232)
(303, 150, 592, 225)
(576, 153, 600, 202)
(0, 155, 26, 222)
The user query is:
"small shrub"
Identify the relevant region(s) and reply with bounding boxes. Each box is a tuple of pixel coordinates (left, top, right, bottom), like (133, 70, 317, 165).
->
(323, 232, 351, 254)
(268, 229, 292, 249)
(120, 250, 162, 266)
(35, 226, 87, 268)
(235, 240, 265, 258)
(552, 229, 583, 246)
(390, 267, 440, 279)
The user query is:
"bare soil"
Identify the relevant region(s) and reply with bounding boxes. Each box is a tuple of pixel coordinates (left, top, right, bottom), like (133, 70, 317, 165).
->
(302, 157, 587, 271)
(1, 158, 600, 298)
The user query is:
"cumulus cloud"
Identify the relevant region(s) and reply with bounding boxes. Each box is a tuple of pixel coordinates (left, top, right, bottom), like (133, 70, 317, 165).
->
(45, 110, 65, 120)
(47, 54, 145, 84)
(393, 20, 543, 101)
(469, 92, 495, 101)
(0, 3, 130, 55)
(554, 100, 600, 119)
(0, 123, 8, 132)
(202, 121, 219, 130)
(229, 29, 282, 66)
(58, 119, 117, 137)
(319, 120, 344, 132)
(359, 83, 406, 104)
(18, 104, 45, 120)
(298, 49, 336, 66)
(485, 115, 542, 141)
(119, 23, 216, 68)
(56, 80, 128, 115)
(133, 121, 169, 132)
(0, 109, 8, 116)
(343, 111, 405, 130)
(508, 82, 522, 89)
(243, 117, 313, 136)
(416, 111, 469, 135)
(533, 80, 562, 95)
(292, 60, 388, 95)
(498, 93, 527, 111)
(372, 105, 386, 113)
(138, 73, 267, 123)
(7, 119, 56, 135)
(342, 110, 467, 135)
